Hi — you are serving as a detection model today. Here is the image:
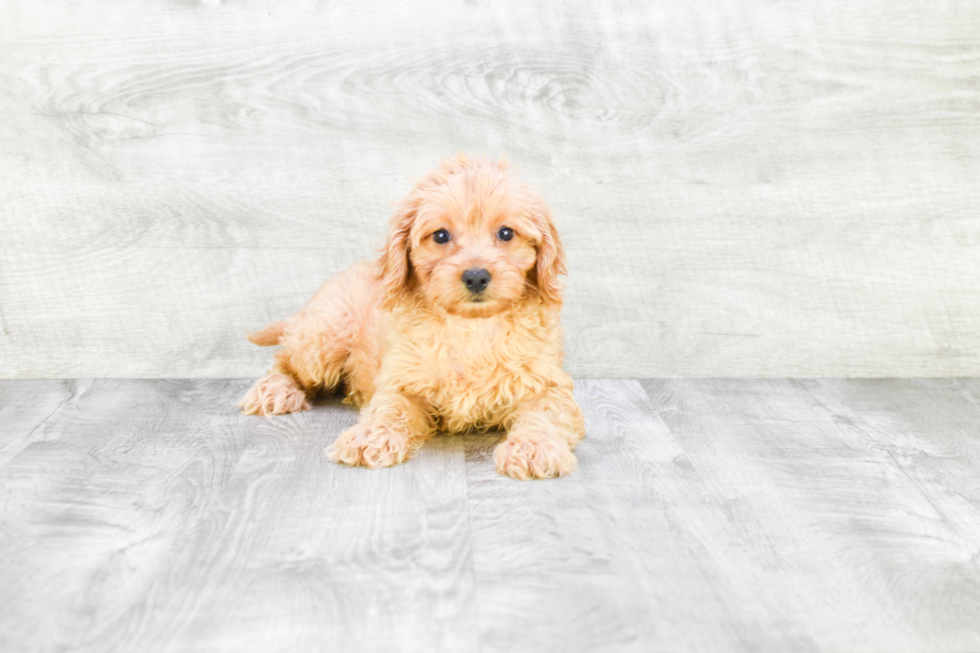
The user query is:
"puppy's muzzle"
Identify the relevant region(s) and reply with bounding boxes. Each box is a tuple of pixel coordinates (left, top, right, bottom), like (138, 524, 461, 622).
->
(462, 268, 491, 294)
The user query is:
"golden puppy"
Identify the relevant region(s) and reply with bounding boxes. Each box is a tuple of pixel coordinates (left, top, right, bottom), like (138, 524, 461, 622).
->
(239, 154, 584, 479)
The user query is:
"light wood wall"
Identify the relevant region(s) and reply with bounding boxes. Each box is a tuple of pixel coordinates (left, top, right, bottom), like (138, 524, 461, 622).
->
(2, 0, 978, 378)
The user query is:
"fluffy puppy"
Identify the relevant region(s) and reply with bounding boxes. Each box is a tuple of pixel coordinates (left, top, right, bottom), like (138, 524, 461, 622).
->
(239, 154, 585, 479)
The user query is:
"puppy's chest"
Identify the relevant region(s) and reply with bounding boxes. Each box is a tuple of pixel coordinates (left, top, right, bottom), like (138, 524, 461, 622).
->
(393, 315, 555, 417)
(425, 321, 526, 387)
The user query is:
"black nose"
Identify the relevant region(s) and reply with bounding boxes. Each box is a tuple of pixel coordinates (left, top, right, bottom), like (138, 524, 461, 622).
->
(462, 268, 491, 293)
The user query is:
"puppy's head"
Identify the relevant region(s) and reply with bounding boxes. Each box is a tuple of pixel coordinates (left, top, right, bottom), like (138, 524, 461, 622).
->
(378, 154, 566, 317)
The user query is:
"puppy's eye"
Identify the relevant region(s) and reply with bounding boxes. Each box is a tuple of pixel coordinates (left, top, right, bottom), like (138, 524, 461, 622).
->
(497, 226, 514, 241)
(433, 229, 451, 244)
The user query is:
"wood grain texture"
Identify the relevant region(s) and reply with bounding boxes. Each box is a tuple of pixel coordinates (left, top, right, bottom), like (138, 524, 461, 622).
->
(130, 400, 476, 653)
(464, 380, 740, 651)
(642, 377, 980, 651)
(2, 378, 980, 651)
(1, 0, 979, 378)
(0, 380, 257, 652)
(0, 380, 75, 467)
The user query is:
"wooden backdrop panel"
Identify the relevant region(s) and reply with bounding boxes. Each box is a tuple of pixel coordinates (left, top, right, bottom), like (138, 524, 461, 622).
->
(1, 0, 978, 377)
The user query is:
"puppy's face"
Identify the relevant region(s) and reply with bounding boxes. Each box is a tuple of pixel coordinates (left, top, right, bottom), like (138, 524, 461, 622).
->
(379, 156, 566, 317)
(408, 185, 539, 318)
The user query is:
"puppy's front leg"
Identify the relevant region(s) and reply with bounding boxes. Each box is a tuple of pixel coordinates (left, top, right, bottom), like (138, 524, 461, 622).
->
(326, 391, 436, 468)
(495, 385, 586, 480)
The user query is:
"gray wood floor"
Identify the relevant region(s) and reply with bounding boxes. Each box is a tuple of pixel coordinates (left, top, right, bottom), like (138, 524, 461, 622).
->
(1, 379, 979, 652)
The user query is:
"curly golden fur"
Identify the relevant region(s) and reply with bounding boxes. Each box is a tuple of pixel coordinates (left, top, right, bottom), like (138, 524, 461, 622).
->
(239, 154, 585, 479)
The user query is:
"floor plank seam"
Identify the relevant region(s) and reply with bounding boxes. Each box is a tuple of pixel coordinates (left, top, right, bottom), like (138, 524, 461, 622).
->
(793, 380, 961, 532)
(461, 457, 483, 653)
(2, 380, 76, 458)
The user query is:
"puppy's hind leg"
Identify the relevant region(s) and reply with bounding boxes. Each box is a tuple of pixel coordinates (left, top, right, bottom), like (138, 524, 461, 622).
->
(239, 319, 312, 416)
(240, 262, 379, 416)
(239, 366, 312, 416)
(239, 327, 344, 417)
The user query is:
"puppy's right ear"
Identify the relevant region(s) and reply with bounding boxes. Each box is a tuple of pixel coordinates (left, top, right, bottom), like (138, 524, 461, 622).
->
(377, 194, 419, 309)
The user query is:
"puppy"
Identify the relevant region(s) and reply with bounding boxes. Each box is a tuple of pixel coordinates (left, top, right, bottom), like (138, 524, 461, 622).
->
(239, 154, 585, 479)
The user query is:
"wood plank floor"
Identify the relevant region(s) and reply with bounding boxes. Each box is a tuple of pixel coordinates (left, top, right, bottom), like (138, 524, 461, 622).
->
(1, 379, 979, 652)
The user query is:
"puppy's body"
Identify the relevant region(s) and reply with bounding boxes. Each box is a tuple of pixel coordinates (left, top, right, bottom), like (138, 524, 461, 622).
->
(241, 155, 584, 479)
(380, 294, 569, 434)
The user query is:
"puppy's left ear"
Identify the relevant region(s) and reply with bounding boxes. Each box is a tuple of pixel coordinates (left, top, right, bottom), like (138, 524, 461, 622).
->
(530, 199, 567, 308)
(377, 194, 419, 309)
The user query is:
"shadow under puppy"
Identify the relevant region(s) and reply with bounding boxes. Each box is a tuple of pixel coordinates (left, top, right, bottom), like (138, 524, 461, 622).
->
(240, 154, 585, 479)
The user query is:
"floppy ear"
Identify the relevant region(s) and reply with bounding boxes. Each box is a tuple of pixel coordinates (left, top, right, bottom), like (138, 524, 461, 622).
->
(531, 200, 567, 307)
(377, 194, 419, 309)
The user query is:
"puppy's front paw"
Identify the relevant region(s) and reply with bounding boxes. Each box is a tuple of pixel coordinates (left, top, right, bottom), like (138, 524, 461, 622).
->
(239, 373, 311, 416)
(494, 433, 577, 480)
(326, 422, 420, 468)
